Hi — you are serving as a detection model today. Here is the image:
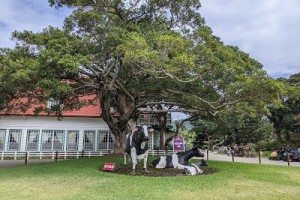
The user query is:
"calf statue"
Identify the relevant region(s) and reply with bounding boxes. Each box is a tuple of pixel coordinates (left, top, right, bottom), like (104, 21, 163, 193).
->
(183, 159, 208, 175)
(124, 124, 151, 174)
(152, 146, 206, 170)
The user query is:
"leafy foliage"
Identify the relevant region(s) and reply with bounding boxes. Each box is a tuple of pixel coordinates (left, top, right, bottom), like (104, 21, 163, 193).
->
(0, 0, 280, 152)
(192, 107, 274, 148)
(267, 73, 300, 144)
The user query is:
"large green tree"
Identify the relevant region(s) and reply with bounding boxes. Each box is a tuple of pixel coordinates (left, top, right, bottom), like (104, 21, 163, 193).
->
(0, 0, 278, 153)
(192, 106, 273, 149)
(267, 73, 300, 144)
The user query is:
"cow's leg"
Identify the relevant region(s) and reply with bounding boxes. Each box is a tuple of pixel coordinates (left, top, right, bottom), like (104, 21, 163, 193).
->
(124, 153, 127, 165)
(132, 158, 137, 174)
(131, 148, 137, 174)
(176, 163, 185, 170)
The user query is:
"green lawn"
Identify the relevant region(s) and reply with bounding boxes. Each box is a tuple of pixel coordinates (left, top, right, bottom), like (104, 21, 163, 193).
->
(0, 157, 299, 200)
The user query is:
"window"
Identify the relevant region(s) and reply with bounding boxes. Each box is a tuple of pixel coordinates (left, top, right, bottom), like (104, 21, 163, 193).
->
(108, 132, 115, 150)
(153, 131, 160, 149)
(0, 129, 6, 150)
(26, 130, 40, 151)
(97, 131, 114, 150)
(84, 130, 95, 150)
(97, 131, 107, 150)
(41, 130, 64, 151)
(148, 131, 153, 150)
(67, 130, 78, 150)
(47, 98, 64, 109)
(8, 129, 22, 151)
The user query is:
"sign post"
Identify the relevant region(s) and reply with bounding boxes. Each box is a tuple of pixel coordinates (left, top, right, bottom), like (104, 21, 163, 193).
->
(173, 137, 185, 152)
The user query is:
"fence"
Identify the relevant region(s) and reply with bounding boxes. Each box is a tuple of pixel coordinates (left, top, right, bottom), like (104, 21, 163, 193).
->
(0, 149, 180, 161)
(0, 150, 113, 161)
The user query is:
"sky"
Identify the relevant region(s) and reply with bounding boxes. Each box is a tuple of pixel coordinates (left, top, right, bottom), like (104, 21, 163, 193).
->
(0, 0, 299, 80)
(200, 0, 300, 78)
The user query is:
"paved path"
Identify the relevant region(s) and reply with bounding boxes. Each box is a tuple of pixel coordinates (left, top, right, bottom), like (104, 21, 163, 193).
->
(0, 159, 58, 168)
(205, 152, 300, 167)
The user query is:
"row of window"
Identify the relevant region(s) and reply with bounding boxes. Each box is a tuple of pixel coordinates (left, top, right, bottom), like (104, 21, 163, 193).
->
(137, 114, 172, 125)
(0, 129, 115, 151)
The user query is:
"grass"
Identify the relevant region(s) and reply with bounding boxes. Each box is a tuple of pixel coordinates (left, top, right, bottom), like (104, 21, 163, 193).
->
(0, 157, 300, 200)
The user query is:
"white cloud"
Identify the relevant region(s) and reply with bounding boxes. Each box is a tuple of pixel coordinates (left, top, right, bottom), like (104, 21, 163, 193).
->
(200, 0, 300, 77)
(0, 0, 71, 48)
(0, 0, 299, 78)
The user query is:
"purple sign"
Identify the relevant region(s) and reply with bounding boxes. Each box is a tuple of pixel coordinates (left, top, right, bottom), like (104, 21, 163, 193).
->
(173, 137, 185, 151)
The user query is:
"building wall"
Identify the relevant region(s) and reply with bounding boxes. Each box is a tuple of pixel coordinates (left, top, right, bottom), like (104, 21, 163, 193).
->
(0, 116, 162, 152)
(0, 115, 174, 152)
(0, 116, 111, 152)
(152, 131, 173, 149)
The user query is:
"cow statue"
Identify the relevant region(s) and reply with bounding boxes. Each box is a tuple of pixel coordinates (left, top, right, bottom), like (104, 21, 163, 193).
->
(183, 159, 208, 175)
(124, 124, 151, 174)
(152, 146, 205, 170)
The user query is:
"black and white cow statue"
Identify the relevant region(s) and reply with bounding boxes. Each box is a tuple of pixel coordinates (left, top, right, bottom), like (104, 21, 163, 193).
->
(124, 124, 150, 174)
(152, 146, 205, 170)
(183, 159, 208, 175)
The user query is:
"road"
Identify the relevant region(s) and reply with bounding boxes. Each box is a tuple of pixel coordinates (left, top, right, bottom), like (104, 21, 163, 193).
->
(205, 151, 300, 167)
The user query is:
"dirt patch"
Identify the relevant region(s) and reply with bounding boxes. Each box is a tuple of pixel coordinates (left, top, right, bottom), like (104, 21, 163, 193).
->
(101, 163, 218, 177)
(104, 153, 124, 158)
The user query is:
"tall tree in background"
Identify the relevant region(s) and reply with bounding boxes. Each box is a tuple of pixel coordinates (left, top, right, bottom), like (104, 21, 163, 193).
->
(267, 73, 300, 144)
(0, 0, 279, 153)
(192, 107, 273, 149)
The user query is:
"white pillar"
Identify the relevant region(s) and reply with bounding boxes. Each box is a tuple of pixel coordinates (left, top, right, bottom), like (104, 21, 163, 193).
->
(4, 129, 9, 151)
(151, 132, 154, 150)
(106, 131, 109, 150)
(20, 128, 27, 151)
(95, 130, 98, 151)
(64, 130, 68, 151)
(38, 130, 42, 151)
(77, 130, 84, 151)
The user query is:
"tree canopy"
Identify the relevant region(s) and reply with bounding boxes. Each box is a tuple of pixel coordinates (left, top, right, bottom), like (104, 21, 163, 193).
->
(0, 0, 280, 153)
(267, 73, 300, 144)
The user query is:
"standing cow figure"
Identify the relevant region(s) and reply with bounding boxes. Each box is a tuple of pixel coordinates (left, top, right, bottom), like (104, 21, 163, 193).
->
(124, 125, 150, 174)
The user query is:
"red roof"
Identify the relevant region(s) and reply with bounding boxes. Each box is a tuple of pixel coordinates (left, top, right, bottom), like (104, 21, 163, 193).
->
(0, 95, 102, 118)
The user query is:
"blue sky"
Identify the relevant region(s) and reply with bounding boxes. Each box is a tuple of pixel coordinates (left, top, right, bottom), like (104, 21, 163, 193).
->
(0, 0, 299, 79)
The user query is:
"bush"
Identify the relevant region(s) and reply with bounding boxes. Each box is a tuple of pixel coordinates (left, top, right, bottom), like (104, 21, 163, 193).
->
(255, 140, 279, 151)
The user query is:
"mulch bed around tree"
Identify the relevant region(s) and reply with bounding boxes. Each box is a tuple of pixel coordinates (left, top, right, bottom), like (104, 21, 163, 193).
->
(102, 163, 219, 177)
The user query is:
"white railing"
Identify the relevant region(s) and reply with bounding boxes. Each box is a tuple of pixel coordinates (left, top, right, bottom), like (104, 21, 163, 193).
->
(148, 150, 176, 156)
(0, 150, 112, 160)
(0, 149, 181, 161)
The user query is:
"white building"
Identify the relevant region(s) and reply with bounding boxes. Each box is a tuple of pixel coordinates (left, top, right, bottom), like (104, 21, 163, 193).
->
(0, 116, 114, 152)
(0, 97, 173, 152)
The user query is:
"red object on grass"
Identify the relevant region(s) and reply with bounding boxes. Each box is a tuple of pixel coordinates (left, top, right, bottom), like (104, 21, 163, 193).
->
(103, 163, 117, 172)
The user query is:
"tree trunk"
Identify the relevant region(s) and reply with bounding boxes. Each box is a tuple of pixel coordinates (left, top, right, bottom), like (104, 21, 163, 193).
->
(207, 134, 214, 151)
(113, 130, 126, 154)
(274, 126, 283, 144)
(160, 128, 165, 150)
(157, 112, 167, 150)
(273, 120, 283, 147)
(99, 89, 133, 154)
(268, 112, 284, 145)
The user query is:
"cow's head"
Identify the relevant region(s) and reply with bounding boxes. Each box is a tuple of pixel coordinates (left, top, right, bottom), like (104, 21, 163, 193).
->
(191, 146, 205, 157)
(136, 125, 150, 142)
